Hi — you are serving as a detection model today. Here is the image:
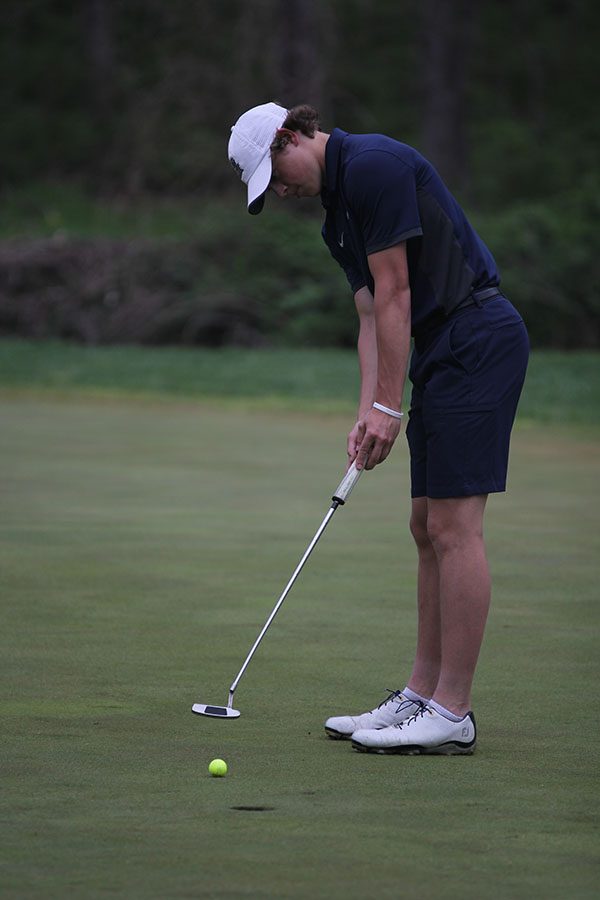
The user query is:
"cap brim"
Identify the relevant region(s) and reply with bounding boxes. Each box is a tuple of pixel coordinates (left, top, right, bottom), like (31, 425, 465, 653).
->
(247, 152, 272, 216)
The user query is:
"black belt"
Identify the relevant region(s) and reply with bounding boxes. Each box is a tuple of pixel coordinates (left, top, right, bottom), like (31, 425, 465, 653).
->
(414, 287, 504, 342)
(453, 287, 502, 313)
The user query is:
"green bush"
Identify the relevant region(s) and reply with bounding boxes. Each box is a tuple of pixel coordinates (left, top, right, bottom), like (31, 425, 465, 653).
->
(0, 207, 357, 347)
(474, 177, 600, 347)
(0, 185, 598, 348)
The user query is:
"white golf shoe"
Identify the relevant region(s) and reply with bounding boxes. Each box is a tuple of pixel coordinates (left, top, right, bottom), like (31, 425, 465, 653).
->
(351, 706, 477, 755)
(324, 690, 424, 741)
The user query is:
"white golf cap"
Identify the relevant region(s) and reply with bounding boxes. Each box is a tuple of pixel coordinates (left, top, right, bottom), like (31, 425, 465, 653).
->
(228, 102, 288, 215)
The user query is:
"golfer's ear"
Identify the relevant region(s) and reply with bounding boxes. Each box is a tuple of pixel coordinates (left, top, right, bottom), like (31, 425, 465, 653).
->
(275, 128, 299, 145)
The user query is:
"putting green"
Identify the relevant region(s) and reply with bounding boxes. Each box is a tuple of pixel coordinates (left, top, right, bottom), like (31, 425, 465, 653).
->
(1, 396, 598, 899)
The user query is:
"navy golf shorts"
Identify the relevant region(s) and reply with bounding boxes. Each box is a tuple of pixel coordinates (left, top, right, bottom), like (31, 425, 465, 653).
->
(406, 295, 530, 499)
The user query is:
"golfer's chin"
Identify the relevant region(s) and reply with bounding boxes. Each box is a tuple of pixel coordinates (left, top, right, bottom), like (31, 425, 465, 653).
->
(296, 186, 320, 200)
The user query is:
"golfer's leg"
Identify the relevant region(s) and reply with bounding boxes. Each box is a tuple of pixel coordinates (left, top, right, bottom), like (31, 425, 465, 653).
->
(406, 497, 441, 699)
(427, 494, 490, 717)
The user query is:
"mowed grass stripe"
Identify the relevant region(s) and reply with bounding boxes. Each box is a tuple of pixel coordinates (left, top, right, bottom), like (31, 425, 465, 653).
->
(1, 339, 599, 426)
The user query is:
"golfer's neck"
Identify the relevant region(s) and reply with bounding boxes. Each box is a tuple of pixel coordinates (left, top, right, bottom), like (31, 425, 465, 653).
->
(313, 131, 330, 176)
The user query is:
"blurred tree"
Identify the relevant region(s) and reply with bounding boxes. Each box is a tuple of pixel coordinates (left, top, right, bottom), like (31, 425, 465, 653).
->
(231, 0, 334, 133)
(330, 0, 420, 138)
(272, 0, 332, 112)
(82, 0, 115, 181)
(419, 0, 478, 194)
(83, 0, 114, 124)
(1, 0, 598, 204)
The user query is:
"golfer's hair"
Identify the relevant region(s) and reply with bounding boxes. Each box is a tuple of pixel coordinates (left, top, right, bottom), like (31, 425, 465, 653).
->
(270, 104, 320, 151)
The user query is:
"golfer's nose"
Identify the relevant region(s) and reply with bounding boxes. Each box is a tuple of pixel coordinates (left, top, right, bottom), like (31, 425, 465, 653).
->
(271, 181, 288, 198)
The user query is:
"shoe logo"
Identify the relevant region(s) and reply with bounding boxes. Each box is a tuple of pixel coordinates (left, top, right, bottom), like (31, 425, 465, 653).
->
(338, 232, 344, 248)
(461, 727, 469, 737)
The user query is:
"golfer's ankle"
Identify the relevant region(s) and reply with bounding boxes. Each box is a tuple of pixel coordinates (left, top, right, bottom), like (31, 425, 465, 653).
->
(403, 685, 430, 705)
(430, 689, 471, 718)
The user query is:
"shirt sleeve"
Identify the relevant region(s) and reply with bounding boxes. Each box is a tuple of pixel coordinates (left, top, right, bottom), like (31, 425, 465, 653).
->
(344, 150, 423, 256)
(321, 224, 367, 295)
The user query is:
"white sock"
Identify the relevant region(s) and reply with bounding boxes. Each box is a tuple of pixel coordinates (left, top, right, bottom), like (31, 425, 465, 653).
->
(402, 686, 430, 705)
(429, 699, 464, 722)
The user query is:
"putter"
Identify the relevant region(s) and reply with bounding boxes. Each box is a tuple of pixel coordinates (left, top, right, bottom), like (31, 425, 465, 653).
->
(192, 461, 364, 719)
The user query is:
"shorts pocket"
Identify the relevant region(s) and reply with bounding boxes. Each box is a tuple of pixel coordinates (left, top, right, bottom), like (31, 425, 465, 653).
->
(485, 300, 525, 331)
(447, 316, 482, 375)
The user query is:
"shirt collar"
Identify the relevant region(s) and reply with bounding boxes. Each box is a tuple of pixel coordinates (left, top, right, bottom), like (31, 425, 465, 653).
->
(321, 128, 348, 210)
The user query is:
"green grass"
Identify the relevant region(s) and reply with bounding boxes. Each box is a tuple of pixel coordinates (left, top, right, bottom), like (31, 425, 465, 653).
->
(0, 182, 238, 240)
(1, 393, 599, 899)
(1, 339, 599, 426)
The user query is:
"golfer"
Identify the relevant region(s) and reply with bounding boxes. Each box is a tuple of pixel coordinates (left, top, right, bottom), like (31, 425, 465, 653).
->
(227, 102, 529, 754)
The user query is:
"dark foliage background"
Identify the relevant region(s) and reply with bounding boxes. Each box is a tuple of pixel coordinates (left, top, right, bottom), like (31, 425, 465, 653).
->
(0, 0, 598, 347)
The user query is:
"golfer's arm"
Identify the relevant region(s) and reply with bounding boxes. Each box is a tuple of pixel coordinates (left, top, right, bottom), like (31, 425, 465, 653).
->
(354, 286, 378, 420)
(368, 242, 411, 412)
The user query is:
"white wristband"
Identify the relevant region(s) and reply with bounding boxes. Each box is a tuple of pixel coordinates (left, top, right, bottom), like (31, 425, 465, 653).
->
(373, 401, 404, 420)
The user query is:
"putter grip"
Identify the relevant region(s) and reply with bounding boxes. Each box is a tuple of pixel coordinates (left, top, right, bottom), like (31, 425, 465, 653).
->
(332, 461, 363, 504)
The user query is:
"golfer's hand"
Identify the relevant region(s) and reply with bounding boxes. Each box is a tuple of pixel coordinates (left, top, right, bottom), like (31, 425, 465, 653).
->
(347, 419, 366, 469)
(354, 407, 402, 470)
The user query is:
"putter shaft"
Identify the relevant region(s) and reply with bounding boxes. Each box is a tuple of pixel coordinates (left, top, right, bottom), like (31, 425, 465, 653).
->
(227, 502, 338, 705)
(193, 462, 364, 717)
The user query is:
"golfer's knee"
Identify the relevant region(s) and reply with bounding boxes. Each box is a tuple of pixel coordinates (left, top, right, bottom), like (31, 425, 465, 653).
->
(426, 523, 453, 557)
(410, 508, 431, 551)
(426, 511, 479, 557)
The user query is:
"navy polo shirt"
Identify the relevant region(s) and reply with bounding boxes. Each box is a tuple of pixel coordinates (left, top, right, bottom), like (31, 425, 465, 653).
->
(321, 129, 500, 335)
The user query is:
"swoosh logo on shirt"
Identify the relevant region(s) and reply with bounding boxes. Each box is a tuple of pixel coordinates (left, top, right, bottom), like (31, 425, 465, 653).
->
(338, 232, 344, 248)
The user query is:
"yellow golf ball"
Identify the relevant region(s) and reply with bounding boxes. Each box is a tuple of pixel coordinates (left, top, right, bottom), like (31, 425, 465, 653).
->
(208, 758, 227, 777)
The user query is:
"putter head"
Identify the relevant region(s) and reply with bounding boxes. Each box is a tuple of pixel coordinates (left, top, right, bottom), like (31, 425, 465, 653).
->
(191, 702, 241, 719)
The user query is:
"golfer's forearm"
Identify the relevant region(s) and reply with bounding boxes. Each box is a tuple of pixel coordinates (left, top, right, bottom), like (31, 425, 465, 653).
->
(357, 315, 378, 419)
(354, 287, 378, 420)
(373, 288, 411, 411)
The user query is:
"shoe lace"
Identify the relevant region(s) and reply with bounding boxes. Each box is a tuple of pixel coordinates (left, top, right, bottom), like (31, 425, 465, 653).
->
(379, 689, 422, 716)
(394, 703, 429, 730)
